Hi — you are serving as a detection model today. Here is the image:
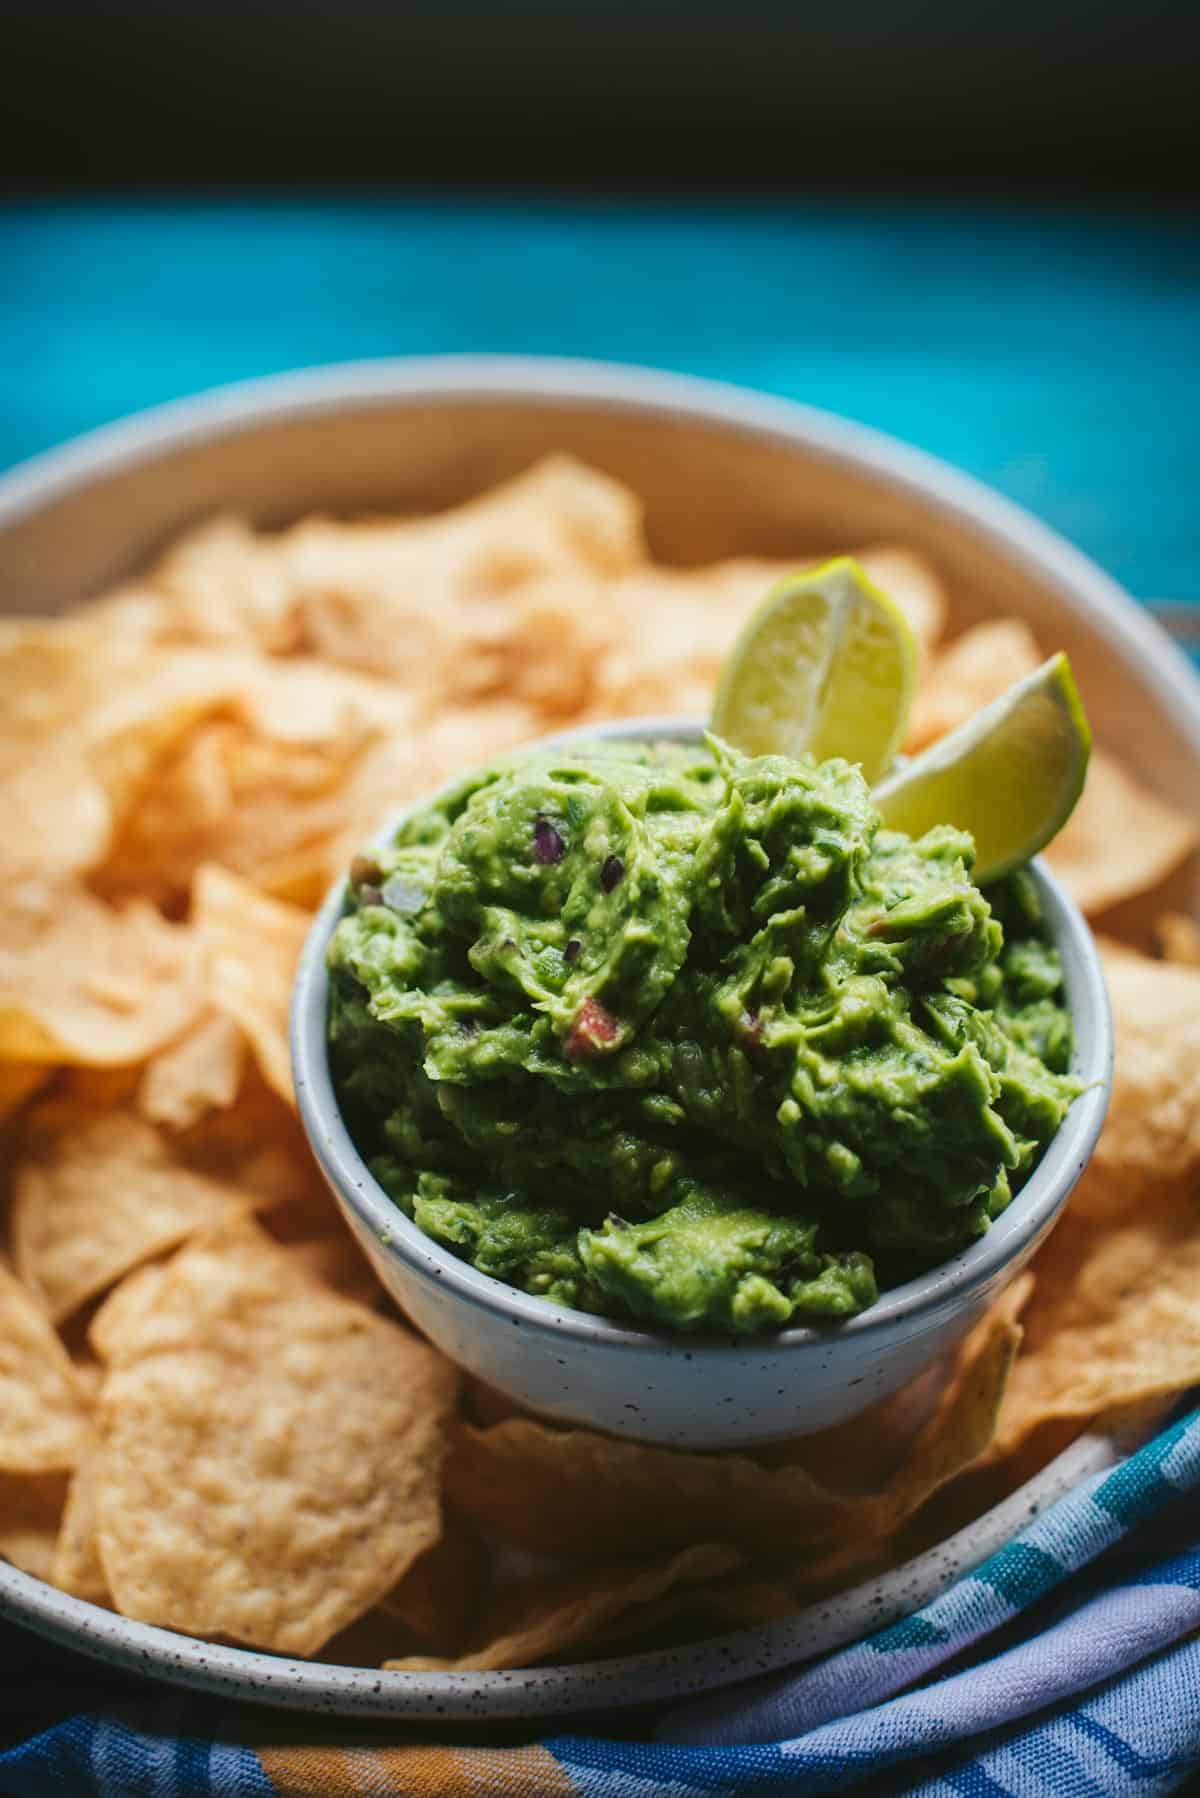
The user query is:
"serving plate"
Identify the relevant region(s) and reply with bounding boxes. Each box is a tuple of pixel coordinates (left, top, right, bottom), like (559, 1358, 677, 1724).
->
(1, 355, 1197, 1717)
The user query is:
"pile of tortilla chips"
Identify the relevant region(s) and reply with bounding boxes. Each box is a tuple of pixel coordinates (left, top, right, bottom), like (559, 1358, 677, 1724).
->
(1, 456, 1198, 1671)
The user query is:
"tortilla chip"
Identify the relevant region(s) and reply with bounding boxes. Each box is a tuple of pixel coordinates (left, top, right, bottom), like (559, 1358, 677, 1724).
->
(446, 1284, 1024, 1563)
(11, 1102, 248, 1323)
(1071, 942, 1200, 1221)
(0, 1262, 89, 1472)
(584, 560, 800, 720)
(445, 454, 645, 578)
(463, 1377, 529, 1430)
(96, 687, 401, 911)
(283, 457, 643, 671)
(152, 463, 642, 715)
(84, 652, 398, 904)
(51, 1434, 111, 1605)
(994, 1177, 1200, 1457)
(0, 611, 158, 885)
(56, 1065, 146, 1109)
(92, 1217, 459, 1655)
(281, 1231, 382, 1310)
(138, 1011, 245, 1131)
(0, 1472, 69, 1579)
(191, 865, 309, 1106)
(1045, 750, 1197, 916)
(0, 1064, 51, 1124)
(314, 1608, 441, 1669)
(0, 881, 201, 1070)
(1158, 912, 1200, 967)
(88, 1263, 172, 1365)
(378, 1511, 486, 1657)
(0, 626, 356, 891)
(0, 748, 112, 890)
(172, 1068, 330, 1214)
(385, 1543, 742, 1673)
(906, 619, 1043, 751)
(71, 1357, 105, 1408)
(294, 562, 613, 724)
(149, 518, 299, 652)
(130, 696, 542, 919)
(588, 1570, 802, 1651)
(0, 616, 134, 762)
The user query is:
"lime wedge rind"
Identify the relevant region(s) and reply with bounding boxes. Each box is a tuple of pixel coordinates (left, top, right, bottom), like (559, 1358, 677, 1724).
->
(872, 652, 1091, 884)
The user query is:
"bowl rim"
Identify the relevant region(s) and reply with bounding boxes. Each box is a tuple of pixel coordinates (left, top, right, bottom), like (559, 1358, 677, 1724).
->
(292, 714, 1113, 1359)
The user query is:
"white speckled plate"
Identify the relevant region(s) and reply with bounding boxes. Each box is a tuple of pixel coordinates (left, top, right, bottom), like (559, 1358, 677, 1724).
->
(1, 355, 1196, 1720)
(0, 1432, 1120, 1720)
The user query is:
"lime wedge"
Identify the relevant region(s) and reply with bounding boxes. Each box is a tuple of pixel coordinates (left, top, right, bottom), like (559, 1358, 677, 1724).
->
(711, 557, 918, 784)
(872, 653, 1091, 883)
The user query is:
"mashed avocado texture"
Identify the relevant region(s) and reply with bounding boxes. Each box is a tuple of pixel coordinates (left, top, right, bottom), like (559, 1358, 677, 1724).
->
(328, 737, 1080, 1334)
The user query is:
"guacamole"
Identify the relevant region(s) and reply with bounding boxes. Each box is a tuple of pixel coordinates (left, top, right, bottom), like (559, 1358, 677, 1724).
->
(328, 738, 1081, 1334)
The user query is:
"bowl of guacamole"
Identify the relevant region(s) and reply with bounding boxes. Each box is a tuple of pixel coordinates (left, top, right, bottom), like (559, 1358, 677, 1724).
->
(293, 722, 1111, 1447)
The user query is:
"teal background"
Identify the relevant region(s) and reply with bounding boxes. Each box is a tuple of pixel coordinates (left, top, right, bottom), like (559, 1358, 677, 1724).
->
(3, 198, 1198, 603)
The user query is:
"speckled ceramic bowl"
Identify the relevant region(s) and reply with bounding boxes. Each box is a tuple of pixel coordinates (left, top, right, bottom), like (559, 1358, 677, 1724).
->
(292, 716, 1112, 1450)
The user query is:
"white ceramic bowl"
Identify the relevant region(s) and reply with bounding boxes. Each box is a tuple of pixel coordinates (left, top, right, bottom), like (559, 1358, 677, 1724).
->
(292, 715, 1112, 1449)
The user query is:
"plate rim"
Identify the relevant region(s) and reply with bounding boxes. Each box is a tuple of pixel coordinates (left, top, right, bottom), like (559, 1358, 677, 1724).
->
(0, 1430, 1120, 1721)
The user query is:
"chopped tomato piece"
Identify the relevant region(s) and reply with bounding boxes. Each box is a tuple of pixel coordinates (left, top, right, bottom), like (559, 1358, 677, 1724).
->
(565, 996, 619, 1059)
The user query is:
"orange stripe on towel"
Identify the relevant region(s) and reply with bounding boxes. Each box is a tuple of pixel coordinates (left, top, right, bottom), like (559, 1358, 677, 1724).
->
(259, 1740, 580, 1797)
